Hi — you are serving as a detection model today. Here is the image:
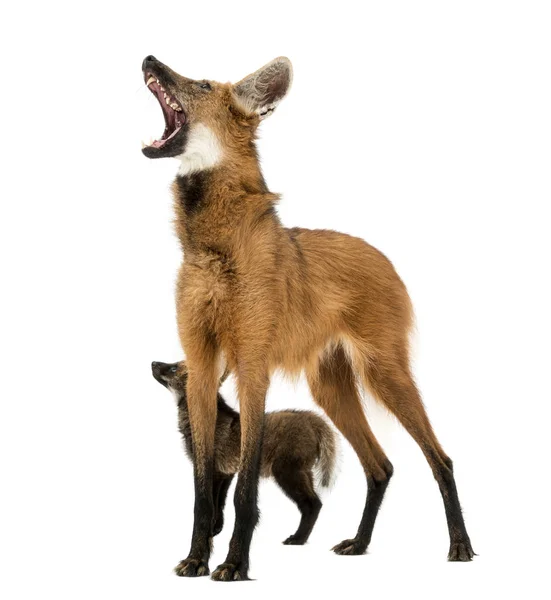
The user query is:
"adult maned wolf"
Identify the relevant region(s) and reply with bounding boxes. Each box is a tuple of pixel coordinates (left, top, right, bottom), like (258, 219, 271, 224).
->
(141, 55, 474, 581)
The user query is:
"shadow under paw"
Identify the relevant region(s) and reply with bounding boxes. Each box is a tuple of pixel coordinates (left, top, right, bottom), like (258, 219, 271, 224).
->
(174, 557, 210, 577)
(332, 537, 367, 556)
(211, 562, 249, 582)
(448, 541, 476, 562)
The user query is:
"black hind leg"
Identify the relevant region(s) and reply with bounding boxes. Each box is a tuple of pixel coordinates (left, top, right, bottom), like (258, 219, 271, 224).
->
(272, 462, 322, 545)
(365, 359, 475, 561)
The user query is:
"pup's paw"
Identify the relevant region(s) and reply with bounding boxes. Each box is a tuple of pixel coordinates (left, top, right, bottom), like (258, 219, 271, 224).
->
(282, 534, 307, 545)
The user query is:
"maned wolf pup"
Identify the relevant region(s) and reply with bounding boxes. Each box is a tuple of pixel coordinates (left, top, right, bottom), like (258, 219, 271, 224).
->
(142, 55, 474, 580)
(151, 360, 337, 547)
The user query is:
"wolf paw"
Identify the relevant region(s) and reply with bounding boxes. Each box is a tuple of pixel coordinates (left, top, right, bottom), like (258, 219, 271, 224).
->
(174, 557, 210, 577)
(331, 537, 367, 555)
(448, 541, 475, 562)
(211, 562, 249, 581)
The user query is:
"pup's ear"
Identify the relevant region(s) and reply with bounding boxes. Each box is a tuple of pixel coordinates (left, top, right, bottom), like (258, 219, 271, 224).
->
(179, 361, 188, 375)
(232, 57, 293, 120)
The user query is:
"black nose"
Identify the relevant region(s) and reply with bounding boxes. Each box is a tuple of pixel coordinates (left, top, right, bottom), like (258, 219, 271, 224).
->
(151, 361, 159, 369)
(142, 55, 157, 70)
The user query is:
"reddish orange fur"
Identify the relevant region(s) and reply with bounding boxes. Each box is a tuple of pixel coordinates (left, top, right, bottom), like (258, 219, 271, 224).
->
(143, 55, 474, 576)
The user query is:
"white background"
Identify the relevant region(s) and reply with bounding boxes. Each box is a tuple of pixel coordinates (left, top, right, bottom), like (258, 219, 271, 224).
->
(1, 1, 550, 598)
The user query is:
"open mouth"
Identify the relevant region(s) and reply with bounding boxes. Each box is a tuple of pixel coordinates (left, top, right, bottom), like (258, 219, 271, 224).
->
(143, 73, 186, 149)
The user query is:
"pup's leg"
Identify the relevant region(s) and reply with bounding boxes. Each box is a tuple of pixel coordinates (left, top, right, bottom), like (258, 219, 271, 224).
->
(213, 474, 234, 536)
(272, 462, 322, 545)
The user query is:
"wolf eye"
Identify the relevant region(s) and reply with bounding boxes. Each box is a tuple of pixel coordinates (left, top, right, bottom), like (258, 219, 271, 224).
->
(170, 366, 178, 373)
(198, 81, 212, 91)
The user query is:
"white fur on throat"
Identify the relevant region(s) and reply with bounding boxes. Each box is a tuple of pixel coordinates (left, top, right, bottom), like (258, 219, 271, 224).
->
(178, 123, 223, 176)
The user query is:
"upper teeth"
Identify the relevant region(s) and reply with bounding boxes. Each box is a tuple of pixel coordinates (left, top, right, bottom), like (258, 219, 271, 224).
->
(163, 94, 182, 111)
(147, 76, 183, 112)
(146, 76, 164, 89)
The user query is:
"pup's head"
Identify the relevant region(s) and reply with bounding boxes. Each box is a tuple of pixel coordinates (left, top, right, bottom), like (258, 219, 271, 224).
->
(141, 55, 292, 172)
(151, 360, 188, 395)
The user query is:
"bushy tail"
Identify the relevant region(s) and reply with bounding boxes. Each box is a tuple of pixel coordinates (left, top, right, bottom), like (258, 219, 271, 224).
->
(313, 418, 338, 488)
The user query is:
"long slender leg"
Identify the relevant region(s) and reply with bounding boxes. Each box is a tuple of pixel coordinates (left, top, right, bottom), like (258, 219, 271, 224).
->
(272, 463, 322, 545)
(173, 351, 219, 577)
(211, 373, 269, 581)
(307, 346, 393, 555)
(213, 474, 234, 536)
(364, 358, 474, 560)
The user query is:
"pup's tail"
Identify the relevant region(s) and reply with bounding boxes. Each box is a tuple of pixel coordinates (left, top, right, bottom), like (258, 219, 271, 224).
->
(314, 417, 338, 488)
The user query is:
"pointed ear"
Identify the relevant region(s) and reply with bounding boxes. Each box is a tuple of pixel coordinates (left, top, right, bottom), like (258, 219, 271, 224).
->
(232, 57, 293, 119)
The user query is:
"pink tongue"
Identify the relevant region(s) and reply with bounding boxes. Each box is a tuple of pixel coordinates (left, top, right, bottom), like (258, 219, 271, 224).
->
(151, 126, 182, 148)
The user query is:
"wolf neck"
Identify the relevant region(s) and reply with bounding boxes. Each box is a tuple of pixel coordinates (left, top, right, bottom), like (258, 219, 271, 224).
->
(173, 150, 278, 254)
(178, 123, 224, 177)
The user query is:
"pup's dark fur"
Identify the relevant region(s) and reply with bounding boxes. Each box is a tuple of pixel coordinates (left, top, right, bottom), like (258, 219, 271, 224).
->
(152, 360, 337, 549)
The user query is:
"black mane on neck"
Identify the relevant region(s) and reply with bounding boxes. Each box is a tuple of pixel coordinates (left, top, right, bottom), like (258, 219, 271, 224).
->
(175, 171, 209, 216)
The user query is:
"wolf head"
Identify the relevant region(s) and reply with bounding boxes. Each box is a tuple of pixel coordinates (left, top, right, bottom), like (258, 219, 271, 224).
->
(141, 56, 292, 174)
